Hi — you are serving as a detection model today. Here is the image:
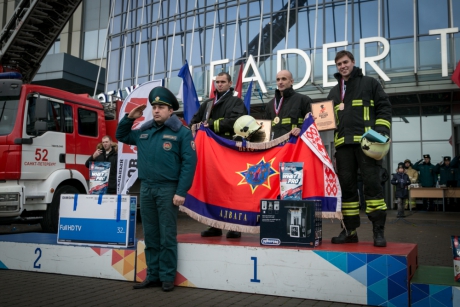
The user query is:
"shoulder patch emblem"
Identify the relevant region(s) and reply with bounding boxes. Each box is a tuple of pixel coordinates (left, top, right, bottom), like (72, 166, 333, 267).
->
(191, 140, 196, 151)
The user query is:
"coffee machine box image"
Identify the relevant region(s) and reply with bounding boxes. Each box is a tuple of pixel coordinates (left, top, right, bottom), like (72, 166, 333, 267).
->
(260, 199, 322, 247)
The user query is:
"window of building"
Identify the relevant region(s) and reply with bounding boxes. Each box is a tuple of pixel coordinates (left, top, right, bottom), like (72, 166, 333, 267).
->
(78, 108, 98, 137)
(83, 0, 110, 60)
(47, 36, 61, 55)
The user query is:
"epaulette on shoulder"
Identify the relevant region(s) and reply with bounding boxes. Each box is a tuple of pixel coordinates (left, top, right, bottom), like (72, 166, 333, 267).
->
(183, 125, 191, 130)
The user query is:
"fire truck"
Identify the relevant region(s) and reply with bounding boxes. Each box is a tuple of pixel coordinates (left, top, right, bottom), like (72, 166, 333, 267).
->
(0, 78, 118, 232)
(0, 0, 120, 232)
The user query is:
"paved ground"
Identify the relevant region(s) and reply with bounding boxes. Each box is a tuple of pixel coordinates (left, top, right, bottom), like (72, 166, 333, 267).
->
(0, 208, 459, 306)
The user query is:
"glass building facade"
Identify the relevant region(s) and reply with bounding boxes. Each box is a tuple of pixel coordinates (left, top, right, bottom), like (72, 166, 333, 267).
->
(105, 0, 460, 176)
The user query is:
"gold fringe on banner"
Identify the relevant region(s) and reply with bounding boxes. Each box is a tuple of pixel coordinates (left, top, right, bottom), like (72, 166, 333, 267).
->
(179, 206, 260, 234)
(235, 132, 292, 150)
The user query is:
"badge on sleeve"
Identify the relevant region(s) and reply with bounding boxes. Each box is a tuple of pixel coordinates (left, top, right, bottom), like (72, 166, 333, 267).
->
(191, 140, 196, 151)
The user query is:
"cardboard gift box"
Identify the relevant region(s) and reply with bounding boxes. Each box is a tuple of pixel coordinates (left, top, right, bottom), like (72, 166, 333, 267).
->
(57, 194, 137, 248)
(260, 199, 322, 247)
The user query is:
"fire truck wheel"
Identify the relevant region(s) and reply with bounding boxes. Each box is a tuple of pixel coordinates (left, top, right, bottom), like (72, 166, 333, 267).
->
(41, 185, 79, 233)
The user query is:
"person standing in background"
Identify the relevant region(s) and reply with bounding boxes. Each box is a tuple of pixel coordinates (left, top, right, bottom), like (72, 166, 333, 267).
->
(413, 154, 437, 211)
(403, 159, 418, 210)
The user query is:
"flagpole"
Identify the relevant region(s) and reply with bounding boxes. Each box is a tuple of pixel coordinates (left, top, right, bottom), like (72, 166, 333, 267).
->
(232, 1, 240, 72)
(94, 0, 116, 96)
(151, 0, 163, 80)
(256, 1, 263, 67)
(135, 0, 146, 85)
(345, 0, 348, 42)
(284, 0, 291, 68)
(189, 0, 198, 64)
(168, 0, 180, 79)
(311, 0, 319, 83)
(209, 0, 218, 92)
(120, 0, 131, 90)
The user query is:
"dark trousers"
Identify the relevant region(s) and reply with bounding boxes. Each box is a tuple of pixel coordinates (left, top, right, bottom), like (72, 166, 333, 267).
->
(336, 145, 387, 230)
(140, 184, 178, 282)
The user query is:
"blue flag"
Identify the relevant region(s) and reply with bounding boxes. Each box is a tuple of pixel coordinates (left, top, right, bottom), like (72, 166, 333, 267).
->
(178, 60, 200, 124)
(243, 80, 253, 115)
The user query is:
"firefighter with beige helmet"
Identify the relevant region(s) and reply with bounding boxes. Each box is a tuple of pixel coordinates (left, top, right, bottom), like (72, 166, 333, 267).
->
(327, 50, 392, 247)
(403, 159, 418, 210)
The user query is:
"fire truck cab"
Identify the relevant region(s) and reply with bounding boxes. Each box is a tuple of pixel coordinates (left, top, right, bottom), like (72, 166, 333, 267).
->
(0, 78, 117, 232)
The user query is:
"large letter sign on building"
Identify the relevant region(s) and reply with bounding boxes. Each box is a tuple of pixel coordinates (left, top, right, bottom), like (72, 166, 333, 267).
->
(429, 27, 459, 77)
(276, 49, 311, 90)
(360, 37, 391, 81)
(323, 41, 349, 88)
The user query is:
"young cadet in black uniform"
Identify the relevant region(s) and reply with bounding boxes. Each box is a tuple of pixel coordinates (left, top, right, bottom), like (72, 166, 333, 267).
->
(190, 71, 247, 239)
(264, 70, 312, 139)
(327, 50, 392, 247)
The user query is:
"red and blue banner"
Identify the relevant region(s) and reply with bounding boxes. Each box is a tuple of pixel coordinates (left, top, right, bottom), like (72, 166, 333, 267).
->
(181, 115, 342, 233)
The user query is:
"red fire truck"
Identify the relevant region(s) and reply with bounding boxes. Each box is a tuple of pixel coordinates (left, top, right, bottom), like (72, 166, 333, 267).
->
(0, 77, 118, 232)
(0, 0, 123, 232)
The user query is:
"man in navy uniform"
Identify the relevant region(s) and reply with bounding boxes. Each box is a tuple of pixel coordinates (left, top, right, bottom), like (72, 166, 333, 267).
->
(413, 154, 437, 210)
(435, 156, 457, 186)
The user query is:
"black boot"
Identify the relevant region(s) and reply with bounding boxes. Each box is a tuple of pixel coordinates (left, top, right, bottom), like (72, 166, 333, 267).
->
(368, 210, 387, 247)
(331, 228, 358, 244)
(201, 227, 222, 237)
(397, 199, 405, 218)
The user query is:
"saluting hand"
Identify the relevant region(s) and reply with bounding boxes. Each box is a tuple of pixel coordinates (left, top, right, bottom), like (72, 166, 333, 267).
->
(128, 104, 147, 119)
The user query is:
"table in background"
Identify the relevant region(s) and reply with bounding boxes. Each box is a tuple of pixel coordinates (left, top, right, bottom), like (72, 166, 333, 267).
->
(409, 187, 460, 212)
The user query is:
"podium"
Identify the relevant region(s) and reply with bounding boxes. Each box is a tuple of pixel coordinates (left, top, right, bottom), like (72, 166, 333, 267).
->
(136, 234, 417, 306)
(0, 233, 136, 281)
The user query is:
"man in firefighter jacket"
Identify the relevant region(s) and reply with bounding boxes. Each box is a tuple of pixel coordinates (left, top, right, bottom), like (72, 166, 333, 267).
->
(264, 70, 312, 139)
(190, 71, 247, 239)
(413, 154, 437, 210)
(327, 50, 392, 247)
(117, 87, 197, 292)
(85, 135, 118, 194)
(190, 72, 247, 140)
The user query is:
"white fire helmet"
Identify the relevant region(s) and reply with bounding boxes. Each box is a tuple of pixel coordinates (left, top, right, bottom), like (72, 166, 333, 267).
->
(233, 115, 262, 138)
(360, 136, 391, 160)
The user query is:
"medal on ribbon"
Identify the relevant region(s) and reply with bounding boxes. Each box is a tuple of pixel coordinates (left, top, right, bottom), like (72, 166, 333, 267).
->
(339, 79, 346, 111)
(273, 97, 284, 124)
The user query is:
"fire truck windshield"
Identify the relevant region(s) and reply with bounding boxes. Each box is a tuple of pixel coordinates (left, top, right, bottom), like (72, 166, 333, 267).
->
(0, 96, 19, 136)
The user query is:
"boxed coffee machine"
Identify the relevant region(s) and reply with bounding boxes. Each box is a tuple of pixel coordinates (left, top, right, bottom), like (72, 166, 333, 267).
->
(260, 199, 322, 247)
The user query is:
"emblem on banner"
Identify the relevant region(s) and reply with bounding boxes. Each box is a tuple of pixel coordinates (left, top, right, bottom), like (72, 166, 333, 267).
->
(236, 157, 279, 194)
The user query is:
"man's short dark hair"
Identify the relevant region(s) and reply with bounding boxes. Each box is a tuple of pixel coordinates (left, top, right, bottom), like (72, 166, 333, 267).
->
(217, 72, 231, 82)
(102, 135, 112, 142)
(335, 50, 355, 63)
